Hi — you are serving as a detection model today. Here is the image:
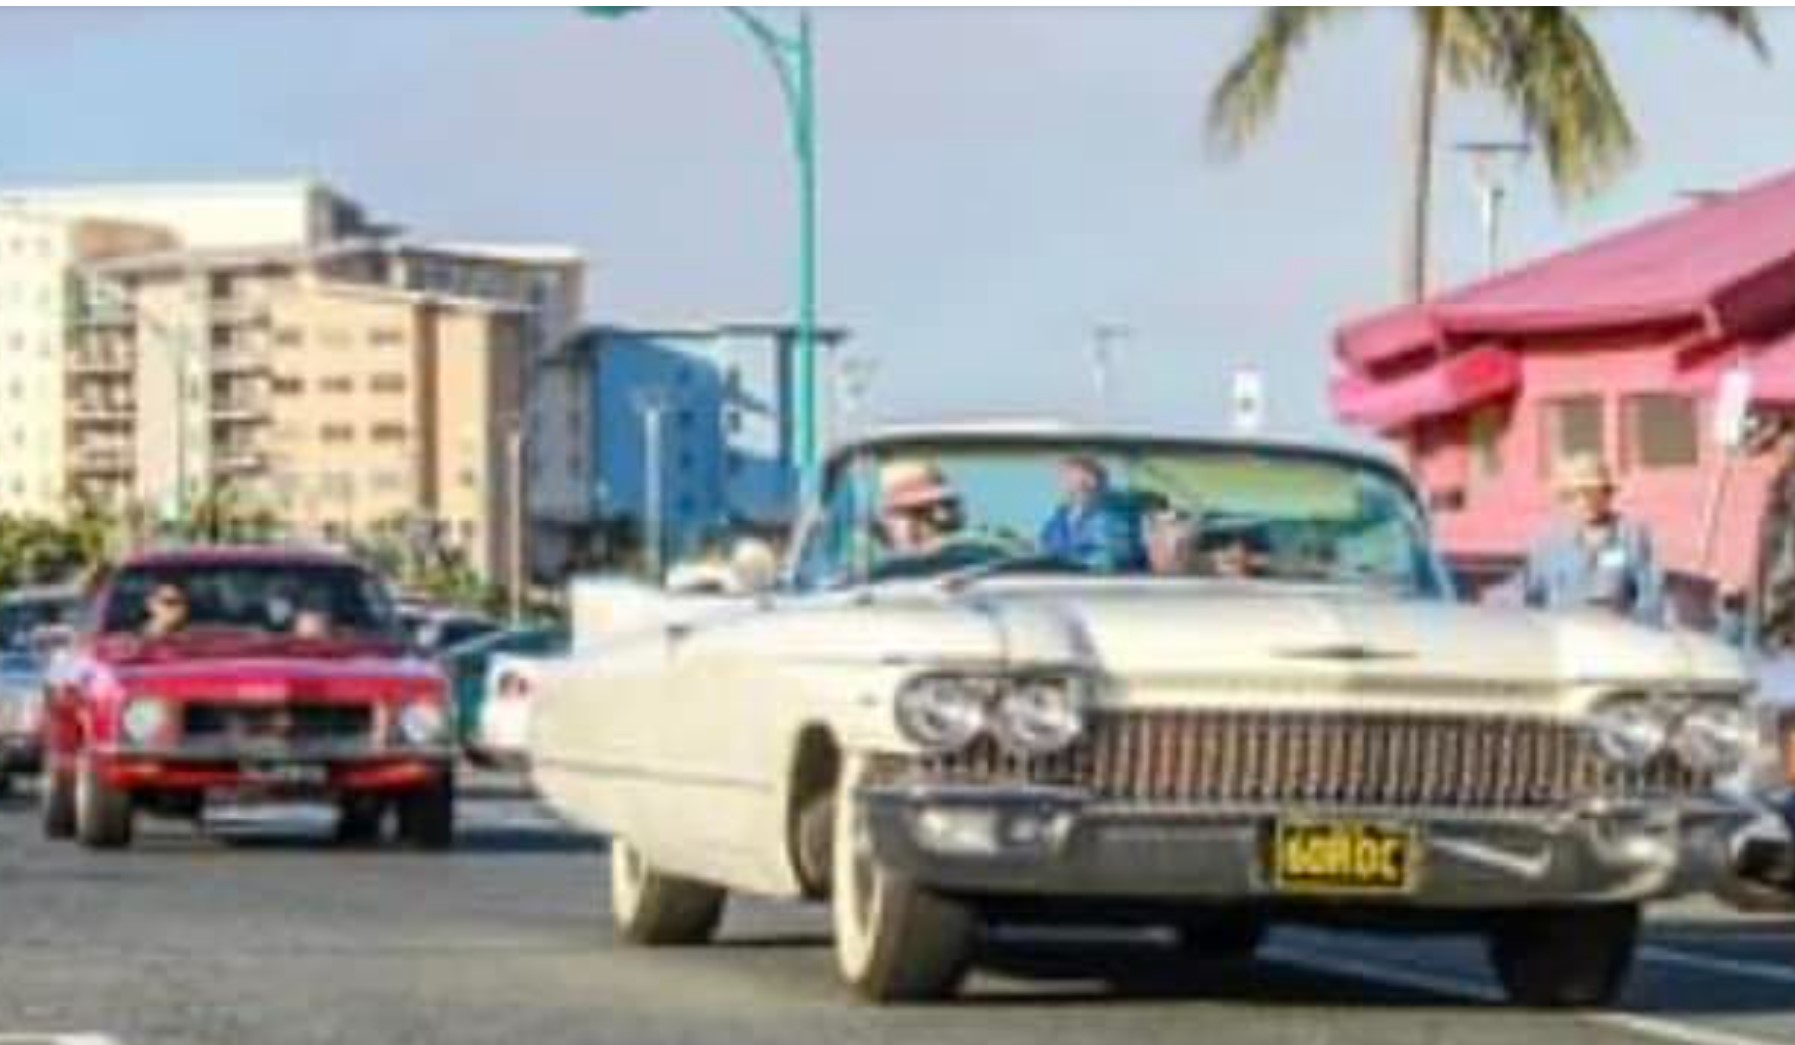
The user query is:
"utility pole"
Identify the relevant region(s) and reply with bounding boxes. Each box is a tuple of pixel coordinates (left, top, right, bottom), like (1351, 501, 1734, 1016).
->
(1455, 140, 1530, 276)
(632, 388, 672, 581)
(1089, 323, 1130, 423)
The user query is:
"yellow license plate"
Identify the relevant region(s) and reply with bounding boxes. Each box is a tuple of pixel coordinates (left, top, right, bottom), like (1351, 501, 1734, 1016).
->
(1272, 820, 1419, 895)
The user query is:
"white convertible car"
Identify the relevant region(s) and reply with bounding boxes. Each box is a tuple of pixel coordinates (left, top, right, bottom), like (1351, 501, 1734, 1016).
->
(531, 424, 1761, 1006)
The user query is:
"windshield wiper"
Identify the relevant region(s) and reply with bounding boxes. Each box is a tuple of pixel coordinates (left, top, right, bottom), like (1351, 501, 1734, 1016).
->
(935, 552, 1088, 593)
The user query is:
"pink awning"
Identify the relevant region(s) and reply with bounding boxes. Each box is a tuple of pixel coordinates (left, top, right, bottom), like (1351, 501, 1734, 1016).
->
(1332, 346, 1521, 431)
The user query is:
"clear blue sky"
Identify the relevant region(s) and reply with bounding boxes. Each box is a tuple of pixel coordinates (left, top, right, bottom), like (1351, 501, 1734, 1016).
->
(2, 7, 1790, 441)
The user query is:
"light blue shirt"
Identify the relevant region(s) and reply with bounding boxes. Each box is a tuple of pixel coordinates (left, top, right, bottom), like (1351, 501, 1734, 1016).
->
(1522, 518, 1664, 625)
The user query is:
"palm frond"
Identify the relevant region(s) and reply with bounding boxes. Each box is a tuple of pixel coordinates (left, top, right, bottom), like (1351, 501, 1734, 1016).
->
(1488, 8, 1639, 200)
(1205, 7, 1348, 155)
(1684, 7, 1771, 61)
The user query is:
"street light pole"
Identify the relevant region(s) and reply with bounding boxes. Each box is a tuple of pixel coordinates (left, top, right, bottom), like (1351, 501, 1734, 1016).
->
(632, 388, 671, 581)
(1089, 323, 1130, 423)
(583, 6, 822, 500)
(506, 422, 527, 623)
(1454, 140, 1529, 276)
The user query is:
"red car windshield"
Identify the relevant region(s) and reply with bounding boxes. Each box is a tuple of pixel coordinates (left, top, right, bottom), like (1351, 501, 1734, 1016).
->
(100, 562, 400, 642)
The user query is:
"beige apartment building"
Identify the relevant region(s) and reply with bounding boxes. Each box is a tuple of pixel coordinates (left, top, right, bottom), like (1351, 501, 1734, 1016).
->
(0, 210, 173, 517)
(70, 243, 536, 580)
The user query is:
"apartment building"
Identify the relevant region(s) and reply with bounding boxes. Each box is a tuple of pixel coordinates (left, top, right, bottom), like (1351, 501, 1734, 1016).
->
(0, 210, 174, 517)
(0, 180, 369, 249)
(71, 242, 536, 580)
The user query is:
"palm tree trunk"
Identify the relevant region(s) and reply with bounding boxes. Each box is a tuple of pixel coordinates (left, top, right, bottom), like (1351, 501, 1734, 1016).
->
(1402, 10, 1444, 303)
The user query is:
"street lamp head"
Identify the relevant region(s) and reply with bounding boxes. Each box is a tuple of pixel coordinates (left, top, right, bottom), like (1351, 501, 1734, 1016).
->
(580, 7, 649, 20)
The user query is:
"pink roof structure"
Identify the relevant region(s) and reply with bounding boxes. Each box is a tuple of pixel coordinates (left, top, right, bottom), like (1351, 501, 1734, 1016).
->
(1338, 165, 1795, 374)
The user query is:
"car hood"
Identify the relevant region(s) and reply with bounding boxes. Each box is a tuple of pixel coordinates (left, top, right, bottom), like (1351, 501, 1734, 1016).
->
(780, 580, 1747, 711)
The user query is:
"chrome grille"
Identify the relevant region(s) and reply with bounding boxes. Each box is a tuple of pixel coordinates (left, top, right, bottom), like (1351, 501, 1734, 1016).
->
(918, 709, 1708, 811)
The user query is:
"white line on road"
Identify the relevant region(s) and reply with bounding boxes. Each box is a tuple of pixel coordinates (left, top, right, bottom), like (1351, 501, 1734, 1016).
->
(1642, 946, 1795, 990)
(1264, 945, 1794, 1045)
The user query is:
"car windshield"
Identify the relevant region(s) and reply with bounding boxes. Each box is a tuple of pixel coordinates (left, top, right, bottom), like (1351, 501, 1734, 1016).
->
(99, 561, 401, 641)
(793, 440, 1447, 597)
(0, 595, 79, 653)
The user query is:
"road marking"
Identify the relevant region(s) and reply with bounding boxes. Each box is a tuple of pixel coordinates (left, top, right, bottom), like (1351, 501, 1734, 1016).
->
(1264, 945, 1794, 1045)
(0, 1035, 123, 1045)
(1642, 946, 1795, 989)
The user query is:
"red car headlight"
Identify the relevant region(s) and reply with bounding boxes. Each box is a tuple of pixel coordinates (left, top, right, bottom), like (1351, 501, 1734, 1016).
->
(394, 700, 450, 747)
(121, 697, 174, 746)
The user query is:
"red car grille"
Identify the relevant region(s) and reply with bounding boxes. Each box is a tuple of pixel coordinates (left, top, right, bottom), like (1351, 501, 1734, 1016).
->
(181, 703, 374, 745)
(918, 709, 1709, 812)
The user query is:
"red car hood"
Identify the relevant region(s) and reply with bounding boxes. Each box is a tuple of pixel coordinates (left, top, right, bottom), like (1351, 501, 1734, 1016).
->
(93, 632, 438, 701)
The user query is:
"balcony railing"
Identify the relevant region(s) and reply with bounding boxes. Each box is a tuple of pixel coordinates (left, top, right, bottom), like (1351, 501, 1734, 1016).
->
(69, 446, 134, 475)
(67, 352, 134, 375)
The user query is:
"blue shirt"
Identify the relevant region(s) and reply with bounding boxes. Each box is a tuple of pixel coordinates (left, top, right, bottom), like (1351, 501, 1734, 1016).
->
(1040, 495, 1145, 572)
(1522, 518, 1664, 625)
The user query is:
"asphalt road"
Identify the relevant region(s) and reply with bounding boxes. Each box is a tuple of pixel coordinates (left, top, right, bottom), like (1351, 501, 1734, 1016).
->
(2, 780, 1794, 1045)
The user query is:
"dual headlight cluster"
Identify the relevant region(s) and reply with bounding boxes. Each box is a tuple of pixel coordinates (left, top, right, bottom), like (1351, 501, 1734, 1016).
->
(895, 671, 1092, 756)
(1587, 693, 1756, 774)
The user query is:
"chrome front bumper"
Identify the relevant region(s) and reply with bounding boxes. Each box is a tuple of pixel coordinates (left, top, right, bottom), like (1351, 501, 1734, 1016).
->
(862, 785, 1757, 908)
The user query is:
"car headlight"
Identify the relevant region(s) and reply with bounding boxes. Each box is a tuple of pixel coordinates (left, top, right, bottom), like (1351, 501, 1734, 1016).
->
(1588, 697, 1671, 768)
(894, 675, 991, 753)
(396, 701, 450, 746)
(121, 697, 171, 746)
(1668, 701, 1756, 774)
(991, 676, 1089, 755)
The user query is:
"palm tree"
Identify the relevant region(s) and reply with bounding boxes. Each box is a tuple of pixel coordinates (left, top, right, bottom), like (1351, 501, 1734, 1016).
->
(1207, 8, 1769, 302)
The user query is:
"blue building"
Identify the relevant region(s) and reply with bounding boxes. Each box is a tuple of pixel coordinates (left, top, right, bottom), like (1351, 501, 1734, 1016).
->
(530, 322, 848, 572)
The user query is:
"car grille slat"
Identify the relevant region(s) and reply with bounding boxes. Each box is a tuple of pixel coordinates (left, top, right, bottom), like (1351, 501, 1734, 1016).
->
(919, 709, 1713, 812)
(181, 702, 375, 749)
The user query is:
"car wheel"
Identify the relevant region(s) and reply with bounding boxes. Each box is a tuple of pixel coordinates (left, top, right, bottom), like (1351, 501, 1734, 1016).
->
(395, 772, 456, 850)
(335, 794, 387, 846)
(74, 755, 133, 850)
(831, 755, 976, 1003)
(609, 837, 727, 946)
(40, 761, 74, 840)
(1175, 909, 1267, 960)
(1488, 904, 1639, 1008)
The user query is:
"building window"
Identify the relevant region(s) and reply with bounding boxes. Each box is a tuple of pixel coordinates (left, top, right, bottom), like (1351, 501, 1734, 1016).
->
(321, 424, 355, 444)
(369, 327, 406, 347)
(321, 376, 354, 394)
(274, 327, 303, 348)
(272, 376, 304, 396)
(1542, 396, 1604, 475)
(369, 374, 407, 394)
(1469, 406, 1504, 481)
(370, 423, 408, 444)
(1626, 394, 1700, 470)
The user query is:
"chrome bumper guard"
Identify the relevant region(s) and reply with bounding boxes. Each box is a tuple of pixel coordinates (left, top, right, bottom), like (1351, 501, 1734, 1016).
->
(95, 740, 456, 763)
(861, 784, 1757, 908)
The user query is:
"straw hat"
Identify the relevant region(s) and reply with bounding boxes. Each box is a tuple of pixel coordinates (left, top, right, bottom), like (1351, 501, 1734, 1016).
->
(1555, 453, 1617, 494)
(879, 459, 957, 512)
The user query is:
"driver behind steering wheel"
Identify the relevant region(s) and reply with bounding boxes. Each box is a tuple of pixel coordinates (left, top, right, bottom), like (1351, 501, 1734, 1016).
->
(877, 459, 966, 557)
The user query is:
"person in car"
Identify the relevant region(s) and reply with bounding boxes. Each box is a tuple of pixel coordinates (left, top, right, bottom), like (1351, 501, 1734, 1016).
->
(878, 460, 966, 557)
(1522, 454, 1664, 623)
(1145, 509, 1201, 576)
(142, 583, 191, 638)
(1208, 529, 1271, 579)
(1039, 456, 1145, 572)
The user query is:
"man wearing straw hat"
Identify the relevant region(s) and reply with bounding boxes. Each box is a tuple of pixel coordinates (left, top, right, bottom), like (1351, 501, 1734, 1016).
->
(1521, 453, 1664, 624)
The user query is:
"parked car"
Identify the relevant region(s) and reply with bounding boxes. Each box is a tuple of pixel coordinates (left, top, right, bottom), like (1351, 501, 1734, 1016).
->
(402, 606, 502, 658)
(531, 423, 1760, 1006)
(0, 586, 84, 796)
(41, 546, 457, 850)
(439, 626, 567, 767)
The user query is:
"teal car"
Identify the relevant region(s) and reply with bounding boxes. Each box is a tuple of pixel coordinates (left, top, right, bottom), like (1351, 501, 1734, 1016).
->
(441, 627, 567, 766)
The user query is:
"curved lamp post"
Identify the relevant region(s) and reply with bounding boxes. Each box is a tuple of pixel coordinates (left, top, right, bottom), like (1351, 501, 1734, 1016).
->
(582, 6, 822, 502)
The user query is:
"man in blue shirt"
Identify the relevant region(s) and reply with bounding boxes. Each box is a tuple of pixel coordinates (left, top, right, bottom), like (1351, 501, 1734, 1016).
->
(1039, 455, 1145, 572)
(1522, 454, 1664, 625)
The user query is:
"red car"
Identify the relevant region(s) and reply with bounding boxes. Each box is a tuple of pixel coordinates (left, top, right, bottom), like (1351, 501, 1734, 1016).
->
(40, 545, 456, 850)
